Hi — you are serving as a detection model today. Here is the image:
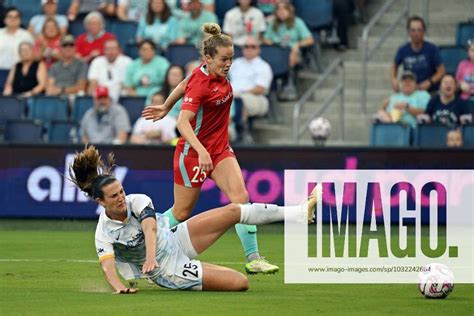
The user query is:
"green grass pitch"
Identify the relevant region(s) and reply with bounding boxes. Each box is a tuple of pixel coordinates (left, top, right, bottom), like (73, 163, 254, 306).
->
(0, 220, 473, 316)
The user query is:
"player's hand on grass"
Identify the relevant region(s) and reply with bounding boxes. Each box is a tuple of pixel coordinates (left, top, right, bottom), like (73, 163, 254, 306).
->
(141, 104, 170, 122)
(198, 151, 213, 172)
(142, 258, 159, 274)
(114, 288, 138, 294)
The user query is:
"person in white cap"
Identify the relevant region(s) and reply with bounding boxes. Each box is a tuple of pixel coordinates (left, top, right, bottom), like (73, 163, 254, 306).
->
(28, 0, 68, 37)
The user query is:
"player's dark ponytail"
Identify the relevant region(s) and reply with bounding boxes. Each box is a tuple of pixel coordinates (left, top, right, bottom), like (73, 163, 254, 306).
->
(69, 145, 117, 199)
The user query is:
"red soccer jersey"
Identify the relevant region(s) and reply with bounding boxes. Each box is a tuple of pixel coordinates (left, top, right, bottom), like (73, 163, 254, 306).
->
(75, 32, 116, 60)
(177, 64, 233, 157)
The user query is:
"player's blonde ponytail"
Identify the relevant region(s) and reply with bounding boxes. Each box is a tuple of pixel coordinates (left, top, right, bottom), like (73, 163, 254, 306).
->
(69, 145, 116, 199)
(199, 22, 233, 58)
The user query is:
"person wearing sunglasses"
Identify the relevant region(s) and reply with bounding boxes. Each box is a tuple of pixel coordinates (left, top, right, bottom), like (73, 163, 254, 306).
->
(229, 36, 272, 143)
(46, 34, 88, 96)
(390, 15, 445, 93)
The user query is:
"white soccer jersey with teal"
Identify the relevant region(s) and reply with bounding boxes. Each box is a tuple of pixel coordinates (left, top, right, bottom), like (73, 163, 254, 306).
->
(94, 194, 202, 290)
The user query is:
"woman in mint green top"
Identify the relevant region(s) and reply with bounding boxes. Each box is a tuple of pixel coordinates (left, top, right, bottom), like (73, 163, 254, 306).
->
(124, 40, 170, 98)
(136, 0, 185, 50)
(179, 0, 218, 46)
(263, 1, 314, 68)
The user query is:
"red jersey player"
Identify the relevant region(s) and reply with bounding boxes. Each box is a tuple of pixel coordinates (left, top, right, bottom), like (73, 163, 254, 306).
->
(142, 23, 279, 274)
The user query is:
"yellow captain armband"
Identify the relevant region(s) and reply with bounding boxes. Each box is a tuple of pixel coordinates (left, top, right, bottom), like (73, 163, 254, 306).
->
(99, 254, 115, 262)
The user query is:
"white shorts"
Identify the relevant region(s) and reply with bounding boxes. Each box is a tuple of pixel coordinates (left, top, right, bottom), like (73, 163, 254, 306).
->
(150, 220, 203, 291)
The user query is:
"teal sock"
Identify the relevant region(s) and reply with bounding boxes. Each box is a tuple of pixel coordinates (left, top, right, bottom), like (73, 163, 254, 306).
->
(235, 223, 259, 259)
(163, 207, 181, 228)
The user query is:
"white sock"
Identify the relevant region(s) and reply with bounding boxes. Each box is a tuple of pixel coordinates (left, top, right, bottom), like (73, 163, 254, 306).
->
(239, 203, 283, 225)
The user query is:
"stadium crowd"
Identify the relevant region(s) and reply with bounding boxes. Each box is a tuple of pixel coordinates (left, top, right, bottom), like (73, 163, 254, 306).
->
(374, 15, 474, 148)
(0, 0, 473, 147)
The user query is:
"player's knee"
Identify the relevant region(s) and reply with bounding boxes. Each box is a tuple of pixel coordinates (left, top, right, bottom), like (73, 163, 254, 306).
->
(229, 190, 249, 204)
(173, 208, 192, 221)
(235, 273, 249, 291)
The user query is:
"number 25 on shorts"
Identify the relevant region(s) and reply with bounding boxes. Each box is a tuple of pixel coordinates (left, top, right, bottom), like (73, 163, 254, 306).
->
(191, 166, 207, 183)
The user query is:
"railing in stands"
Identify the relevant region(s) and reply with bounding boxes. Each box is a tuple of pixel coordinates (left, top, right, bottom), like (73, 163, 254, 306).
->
(292, 57, 345, 143)
(360, 0, 410, 113)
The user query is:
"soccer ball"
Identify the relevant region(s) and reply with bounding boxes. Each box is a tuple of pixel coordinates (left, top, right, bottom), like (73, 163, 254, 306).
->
(418, 263, 454, 299)
(308, 117, 331, 143)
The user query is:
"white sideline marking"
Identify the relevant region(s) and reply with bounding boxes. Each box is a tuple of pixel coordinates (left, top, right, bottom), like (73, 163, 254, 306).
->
(0, 258, 258, 265)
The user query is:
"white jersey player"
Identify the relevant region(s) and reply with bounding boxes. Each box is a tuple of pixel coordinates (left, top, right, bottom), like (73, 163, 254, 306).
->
(70, 145, 316, 293)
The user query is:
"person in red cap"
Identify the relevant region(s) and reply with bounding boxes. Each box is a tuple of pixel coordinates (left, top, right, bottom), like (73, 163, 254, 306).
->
(80, 86, 131, 144)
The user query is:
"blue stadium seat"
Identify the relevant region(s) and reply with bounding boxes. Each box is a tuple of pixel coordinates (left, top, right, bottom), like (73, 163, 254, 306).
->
(124, 43, 139, 59)
(8, 0, 42, 26)
(0, 96, 25, 131)
(456, 22, 474, 46)
(72, 96, 93, 123)
(462, 124, 474, 148)
(4, 119, 43, 143)
(48, 120, 78, 144)
(118, 96, 147, 126)
(165, 44, 201, 68)
(28, 96, 69, 128)
(292, 0, 333, 30)
(109, 21, 138, 50)
(0, 69, 9, 91)
(68, 19, 85, 37)
(439, 45, 467, 75)
(415, 123, 450, 148)
(370, 123, 411, 147)
(260, 44, 290, 79)
(215, 0, 236, 25)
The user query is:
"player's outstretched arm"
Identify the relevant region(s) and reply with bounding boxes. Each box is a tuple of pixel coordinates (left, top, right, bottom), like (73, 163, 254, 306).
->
(141, 217, 159, 274)
(100, 257, 138, 294)
(141, 78, 189, 121)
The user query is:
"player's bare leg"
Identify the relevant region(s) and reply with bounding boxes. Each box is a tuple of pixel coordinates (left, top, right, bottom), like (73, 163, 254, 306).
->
(201, 263, 248, 291)
(170, 184, 201, 222)
(211, 157, 279, 274)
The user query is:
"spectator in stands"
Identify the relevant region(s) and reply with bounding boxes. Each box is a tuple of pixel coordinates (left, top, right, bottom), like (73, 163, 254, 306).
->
(179, 0, 215, 13)
(117, 0, 149, 21)
(229, 36, 273, 128)
(88, 39, 132, 102)
(391, 16, 445, 93)
(0, 7, 34, 70)
(185, 59, 201, 76)
(28, 0, 68, 38)
(223, 0, 266, 46)
(376, 71, 431, 128)
(425, 74, 469, 129)
(46, 35, 88, 96)
(81, 86, 131, 144)
(180, 0, 218, 46)
(446, 129, 463, 148)
(75, 11, 116, 63)
(456, 40, 474, 101)
(263, 1, 314, 100)
(333, 0, 352, 51)
(124, 39, 170, 98)
(33, 18, 62, 69)
(136, 0, 185, 51)
(67, 0, 116, 22)
(162, 64, 186, 119)
(131, 91, 176, 144)
(3, 42, 47, 97)
(257, 0, 278, 16)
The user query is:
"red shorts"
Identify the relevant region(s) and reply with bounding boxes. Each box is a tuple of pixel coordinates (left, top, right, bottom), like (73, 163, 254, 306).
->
(173, 147, 236, 188)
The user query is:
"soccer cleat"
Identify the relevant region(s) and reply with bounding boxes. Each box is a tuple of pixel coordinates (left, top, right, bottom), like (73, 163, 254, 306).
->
(245, 258, 280, 275)
(307, 184, 322, 224)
